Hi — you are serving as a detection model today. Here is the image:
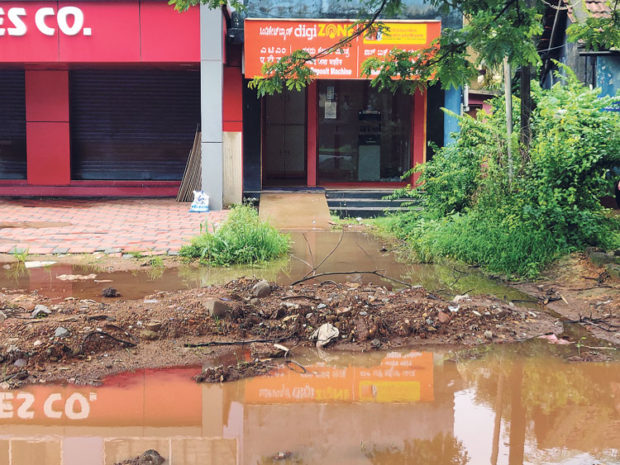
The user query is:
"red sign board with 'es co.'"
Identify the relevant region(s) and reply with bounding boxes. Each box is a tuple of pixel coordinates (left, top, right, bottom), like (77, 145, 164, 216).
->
(0, 1, 200, 63)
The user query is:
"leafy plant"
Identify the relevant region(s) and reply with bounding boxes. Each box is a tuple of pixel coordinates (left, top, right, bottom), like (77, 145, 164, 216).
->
(382, 69, 620, 278)
(180, 205, 290, 265)
(11, 248, 29, 263)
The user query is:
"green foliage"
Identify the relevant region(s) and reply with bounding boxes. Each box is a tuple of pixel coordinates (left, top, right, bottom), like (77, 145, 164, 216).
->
(567, 0, 619, 51)
(384, 70, 620, 278)
(180, 205, 290, 265)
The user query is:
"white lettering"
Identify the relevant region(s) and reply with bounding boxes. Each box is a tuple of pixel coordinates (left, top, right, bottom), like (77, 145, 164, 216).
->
(16, 392, 35, 420)
(43, 393, 63, 419)
(64, 393, 90, 420)
(7, 7, 27, 36)
(0, 392, 14, 419)
(57, 6, 83, 36)
(35, 7, 55, 36)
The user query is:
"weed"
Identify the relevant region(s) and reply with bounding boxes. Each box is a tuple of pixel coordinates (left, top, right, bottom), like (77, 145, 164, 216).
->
(129, 251, 145, 259)
(381, 71, 620, 278)
(11, 249, 29, 263)
(149, 256, 164, 268)
(180, 205, 290, 266)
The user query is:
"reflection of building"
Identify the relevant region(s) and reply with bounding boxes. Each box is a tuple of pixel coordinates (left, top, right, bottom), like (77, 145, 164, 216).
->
(0, 352, 462, 464)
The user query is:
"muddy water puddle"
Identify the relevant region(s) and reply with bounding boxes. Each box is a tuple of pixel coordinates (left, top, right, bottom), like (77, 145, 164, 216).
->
(0, 347, 618, 465)
(0, 231, 530, 302)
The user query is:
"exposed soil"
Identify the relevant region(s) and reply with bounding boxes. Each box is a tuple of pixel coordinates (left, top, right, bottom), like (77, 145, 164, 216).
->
(0, 277, 563, 388)
(515, 253, 619, 345)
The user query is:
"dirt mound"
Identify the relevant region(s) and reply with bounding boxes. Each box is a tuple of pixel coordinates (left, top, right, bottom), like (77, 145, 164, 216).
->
(1, 278, 561, 387)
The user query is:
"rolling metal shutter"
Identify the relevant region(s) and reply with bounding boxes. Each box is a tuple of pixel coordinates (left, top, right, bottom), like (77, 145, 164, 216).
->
(0, 70, 26, 180)
(70, 69, 200, 181)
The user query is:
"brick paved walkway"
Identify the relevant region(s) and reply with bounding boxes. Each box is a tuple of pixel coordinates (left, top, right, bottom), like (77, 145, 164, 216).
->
(0, 198, 228, 255)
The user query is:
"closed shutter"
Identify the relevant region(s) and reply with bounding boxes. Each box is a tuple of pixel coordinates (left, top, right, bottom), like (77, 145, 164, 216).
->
(70, 69, 200, 181)
(0, 70, 26, 180)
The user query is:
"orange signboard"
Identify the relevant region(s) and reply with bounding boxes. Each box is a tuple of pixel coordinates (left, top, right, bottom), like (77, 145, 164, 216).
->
(244, 19, 441, 79)
(244, 352, 434, 404)
(0, 367, 202, 426)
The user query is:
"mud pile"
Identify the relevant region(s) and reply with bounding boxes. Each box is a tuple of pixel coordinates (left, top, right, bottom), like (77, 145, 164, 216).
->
(1, 278, 560, 387)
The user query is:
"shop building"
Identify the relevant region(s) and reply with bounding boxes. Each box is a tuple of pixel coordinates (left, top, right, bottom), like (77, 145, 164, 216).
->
(0, 0, 463, 209)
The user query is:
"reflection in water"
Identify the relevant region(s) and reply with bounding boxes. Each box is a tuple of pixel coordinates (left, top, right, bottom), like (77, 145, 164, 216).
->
(0, 231, 531, 302)
(0, 349, 618, 464)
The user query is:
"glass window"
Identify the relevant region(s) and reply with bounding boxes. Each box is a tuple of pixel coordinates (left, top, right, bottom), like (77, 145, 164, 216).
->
(318, 80, 412, 183)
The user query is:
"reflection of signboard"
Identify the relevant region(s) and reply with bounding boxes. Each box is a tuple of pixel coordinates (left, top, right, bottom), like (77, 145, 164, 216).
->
(244, 19, 441, 79)
(0, 368, 202, 426)
(245, 352, 434, 404)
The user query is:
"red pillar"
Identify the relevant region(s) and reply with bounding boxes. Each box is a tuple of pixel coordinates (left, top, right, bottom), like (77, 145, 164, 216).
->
(412, 89, 427, 185)
(25, 70, 71, 186)
(306, 81, 318, 187)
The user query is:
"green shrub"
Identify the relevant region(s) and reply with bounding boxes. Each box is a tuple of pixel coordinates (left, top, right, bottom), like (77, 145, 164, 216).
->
(384, 68, 620, 278)
(180, 205, 290, 265)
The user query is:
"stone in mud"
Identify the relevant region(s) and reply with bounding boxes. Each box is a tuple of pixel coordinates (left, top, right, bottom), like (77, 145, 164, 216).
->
(252, 280, 271, 298)
(54, 327, 70, 338)
(589, 252, 615, 266)
(605, 263, 620, 279)
(370, 338, 382, 349)
(205, 299, 232, 319)
(145, 320, 162, 332)
(31, 305, 51, 319)
(484, 330, 494, 340)
(138, 450, 165, 465)
(437, 311, 451, 324)
(102, 287, 119, 298)
(311, 323, 339, 348)
(140, 330, 158, 341)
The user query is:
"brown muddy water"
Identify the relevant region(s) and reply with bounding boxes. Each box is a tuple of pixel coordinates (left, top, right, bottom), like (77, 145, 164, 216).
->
(0, 346, 618, 465)
(0, 231, 530, 302)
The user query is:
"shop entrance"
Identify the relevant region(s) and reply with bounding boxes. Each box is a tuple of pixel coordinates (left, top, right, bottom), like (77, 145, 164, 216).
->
(262, 89, 307, 187)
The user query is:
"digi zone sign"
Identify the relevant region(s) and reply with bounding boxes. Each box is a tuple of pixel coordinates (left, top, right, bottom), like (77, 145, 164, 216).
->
(0, 5, 92, 37)
(244, 19, 441, 80)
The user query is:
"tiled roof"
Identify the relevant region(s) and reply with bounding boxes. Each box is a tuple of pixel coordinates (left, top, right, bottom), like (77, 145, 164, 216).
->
(567, 0, 612, 22)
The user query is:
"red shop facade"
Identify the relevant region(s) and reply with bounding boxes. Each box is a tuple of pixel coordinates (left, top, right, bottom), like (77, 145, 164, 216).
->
(0, 0, 201, 197)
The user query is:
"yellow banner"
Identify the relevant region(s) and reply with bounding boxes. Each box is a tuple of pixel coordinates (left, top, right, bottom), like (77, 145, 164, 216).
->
(363, 23, 428, 45)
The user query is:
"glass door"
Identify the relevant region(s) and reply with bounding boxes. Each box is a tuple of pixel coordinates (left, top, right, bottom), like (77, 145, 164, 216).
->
(317, 80, 412, 184)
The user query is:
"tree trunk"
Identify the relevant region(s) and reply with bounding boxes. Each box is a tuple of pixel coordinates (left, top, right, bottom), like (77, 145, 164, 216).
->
(520, 64, 532, 159)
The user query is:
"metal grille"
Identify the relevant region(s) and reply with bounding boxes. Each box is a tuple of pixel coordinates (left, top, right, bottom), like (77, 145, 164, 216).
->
(0, 70, 26, 180)
(70, 69, 200, 181)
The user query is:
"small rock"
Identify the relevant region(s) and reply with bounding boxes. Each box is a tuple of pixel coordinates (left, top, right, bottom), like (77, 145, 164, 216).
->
(102, 287, 119, 298)
(453, 294, 470, 303)
(33, 340, 42, 347)
(448, 305, 459, 313)
(317, 303, 327, 310)
(54, 327, 70, 338)
(472, 310, 482, 317)
(0, 311, 6, 323)
(143, 299, 159, 304)
(359, 311, 368, 316)
(311, 323, 339, 348)
(140, 330, 158, 341)
(589, 251, 615, 266)
(484, 330, 494, 340)
(205, 299, 232, 319)
(250, 298, 260, 306)
(370, 338, 381, 349)
(252, 280, 271, 298)
(138, 449, 165, 465)
(14, 358, 27, 368)
(145, 320, 162, 332)
(437, 311, 451, 324)
(31, 305, 51, 319)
